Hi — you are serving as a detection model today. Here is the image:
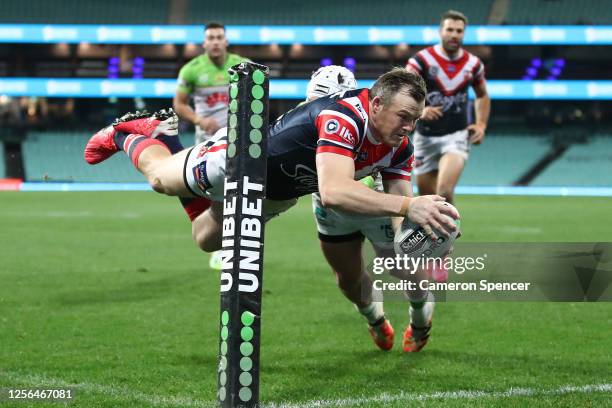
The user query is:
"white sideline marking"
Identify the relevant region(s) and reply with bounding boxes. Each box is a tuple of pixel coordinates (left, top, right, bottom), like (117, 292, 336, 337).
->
(2, 371, 610, 407)
(266, 383, 612, 408)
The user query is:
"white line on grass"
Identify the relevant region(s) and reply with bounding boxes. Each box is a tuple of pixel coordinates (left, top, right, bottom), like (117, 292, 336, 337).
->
(266, 383, 612, 408)
(2, 371, 610, 408)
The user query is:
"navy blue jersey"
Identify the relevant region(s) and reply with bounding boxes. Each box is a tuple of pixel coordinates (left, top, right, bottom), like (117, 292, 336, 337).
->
(265, 88, 414, 200)
(407, 45, 485, 136)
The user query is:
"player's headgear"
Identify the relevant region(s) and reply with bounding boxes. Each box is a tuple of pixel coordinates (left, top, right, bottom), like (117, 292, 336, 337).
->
(306, 65, 357, 100)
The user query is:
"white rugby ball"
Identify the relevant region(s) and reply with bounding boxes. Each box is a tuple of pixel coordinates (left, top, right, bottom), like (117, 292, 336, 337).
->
(394, 203, 461, 259)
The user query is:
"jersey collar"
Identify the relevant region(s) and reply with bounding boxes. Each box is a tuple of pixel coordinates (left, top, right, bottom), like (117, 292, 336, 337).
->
(366, 126, 381, 145)
(434, 44, 464, 61)
(202, 53, 229, 68)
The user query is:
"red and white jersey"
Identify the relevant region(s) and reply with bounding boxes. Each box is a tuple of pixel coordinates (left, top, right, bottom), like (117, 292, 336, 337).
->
(407, 44, 485, 136)
(266, 88, 413, 200)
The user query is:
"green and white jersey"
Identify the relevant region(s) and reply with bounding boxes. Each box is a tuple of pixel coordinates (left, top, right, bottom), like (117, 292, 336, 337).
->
(176, 52, 249, 142)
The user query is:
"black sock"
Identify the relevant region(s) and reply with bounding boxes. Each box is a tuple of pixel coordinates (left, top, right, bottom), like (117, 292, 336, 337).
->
(157, 135, 185, 154)
(113, 131, 129, 150)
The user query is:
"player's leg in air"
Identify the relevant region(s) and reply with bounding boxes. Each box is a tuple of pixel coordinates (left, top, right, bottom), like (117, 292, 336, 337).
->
(84, 109, 225, 253)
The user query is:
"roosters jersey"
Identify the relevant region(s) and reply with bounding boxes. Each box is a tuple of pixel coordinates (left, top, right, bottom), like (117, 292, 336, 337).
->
(407, 45, 485, 136)
(266, 88, 414, 200)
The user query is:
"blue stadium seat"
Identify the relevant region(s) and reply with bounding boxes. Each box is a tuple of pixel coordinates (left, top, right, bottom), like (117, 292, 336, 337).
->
(22, 131, 196, 183)
(532, 136, 612, 186)
(506, 0, 611, 25)
(0, 142, 5, 178)
(0, 0, 169, 24)
(187, 0, 491, 25)
(459, 134, 551, 186)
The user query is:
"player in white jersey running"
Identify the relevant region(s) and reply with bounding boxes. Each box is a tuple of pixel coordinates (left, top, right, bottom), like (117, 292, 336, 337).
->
(406, 10, 490, 206)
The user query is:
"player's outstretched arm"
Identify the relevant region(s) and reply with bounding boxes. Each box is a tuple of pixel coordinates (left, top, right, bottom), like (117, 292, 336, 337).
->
(316, 153, 406, 216)
(316, 152, 459, 233)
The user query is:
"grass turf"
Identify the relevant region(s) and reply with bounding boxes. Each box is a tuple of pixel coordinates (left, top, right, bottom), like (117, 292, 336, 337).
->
(0, 192, 611, 407)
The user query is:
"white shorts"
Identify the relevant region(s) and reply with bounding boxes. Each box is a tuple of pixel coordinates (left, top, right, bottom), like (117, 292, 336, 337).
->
(184, 128, 297, 218)
(195, 131, 214, 145)
(311, 176, 394, 250)
(412, 129, 470, 176)
(184, 130, 227, 202)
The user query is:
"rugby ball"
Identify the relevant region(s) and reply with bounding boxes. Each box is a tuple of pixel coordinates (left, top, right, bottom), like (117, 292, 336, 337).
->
(394, 203, 460, 259)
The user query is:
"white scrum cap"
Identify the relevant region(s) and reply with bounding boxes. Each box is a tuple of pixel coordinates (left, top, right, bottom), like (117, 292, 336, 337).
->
(306, 65, 357, 100)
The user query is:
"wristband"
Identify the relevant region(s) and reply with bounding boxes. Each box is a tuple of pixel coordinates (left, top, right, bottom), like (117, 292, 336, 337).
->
(400, 197, 411, 217)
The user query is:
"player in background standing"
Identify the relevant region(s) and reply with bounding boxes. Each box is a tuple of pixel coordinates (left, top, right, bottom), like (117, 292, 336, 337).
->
(406, 10, 490, 205)
(172, 22, 249, 270)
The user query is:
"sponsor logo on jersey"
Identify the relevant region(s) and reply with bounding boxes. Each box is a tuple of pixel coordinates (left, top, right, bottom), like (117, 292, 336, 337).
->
(206, 92, 229, 108)
(324, 118, 355, 144)
(193, 162, 212, 193)
(428, 66, 439, 77)
(196, 145, 209, 158)
(338, 126, 355, 144)
(426, 91, 467, 113)
(324, 119, 340, 134)
(197, 74, 209, 83)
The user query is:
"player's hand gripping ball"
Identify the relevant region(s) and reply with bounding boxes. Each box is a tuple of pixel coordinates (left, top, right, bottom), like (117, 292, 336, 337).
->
(394, 203, 461, 259)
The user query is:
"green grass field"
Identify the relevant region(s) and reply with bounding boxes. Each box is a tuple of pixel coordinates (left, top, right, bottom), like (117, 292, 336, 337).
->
(1, 192, 611, 407)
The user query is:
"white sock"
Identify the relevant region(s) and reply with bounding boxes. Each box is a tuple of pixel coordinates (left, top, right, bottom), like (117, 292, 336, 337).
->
(409, 293, 434, 328)
(357, 302, 385, 325)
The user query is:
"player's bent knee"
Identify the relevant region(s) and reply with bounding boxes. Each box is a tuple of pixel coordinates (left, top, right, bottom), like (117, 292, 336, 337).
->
(147, 169, 170, 195)
(149, 175, 166, 194)
(192, 225, 221, 252)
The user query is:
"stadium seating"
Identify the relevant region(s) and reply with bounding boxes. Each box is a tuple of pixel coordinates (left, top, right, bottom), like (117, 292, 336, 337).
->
(18, 130, 611, 187)
(459, 134, 551, 186)
(0, 142, 5, 178)
(190, 0, 491, 25)
(0, 0, 169, 24)
(505, 0, 612, 25)
(532, 136, 612, 186)
(21, 131, 195, 183)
